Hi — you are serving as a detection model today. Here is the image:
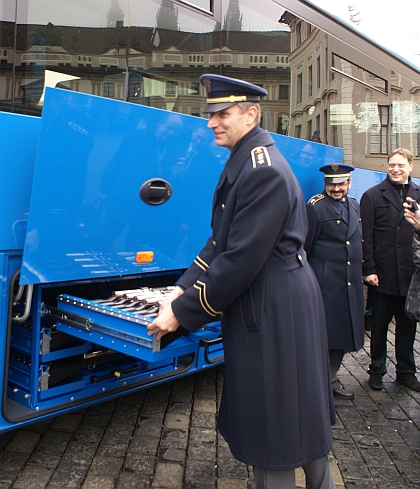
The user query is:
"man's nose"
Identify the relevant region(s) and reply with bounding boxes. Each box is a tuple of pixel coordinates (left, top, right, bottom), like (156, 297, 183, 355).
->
(207, 114, 217, 128)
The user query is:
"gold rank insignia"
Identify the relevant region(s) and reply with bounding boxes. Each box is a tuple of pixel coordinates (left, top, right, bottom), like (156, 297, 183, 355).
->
(308, 194, 325, 205)
(251, 146, 272, 168)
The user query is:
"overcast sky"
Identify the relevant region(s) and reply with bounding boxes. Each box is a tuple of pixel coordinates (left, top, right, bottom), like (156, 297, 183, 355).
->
(2, 0, 419, 67)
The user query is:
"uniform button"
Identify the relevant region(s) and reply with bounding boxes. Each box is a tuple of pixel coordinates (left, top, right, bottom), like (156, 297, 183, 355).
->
(346, 241, 350, 245)
(213, 241, 217, 247)
(297, 254, 302, 261)
(222, 204, 225, 210)
(347, 261, 351, 265)
(348, 282, 351, 286)
(336, 220, 341, 225)
(359, 218, 362, 222)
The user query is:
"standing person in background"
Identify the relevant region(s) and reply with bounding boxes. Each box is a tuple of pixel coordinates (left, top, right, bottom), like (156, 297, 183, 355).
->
(148, 74, 336, 489)
(360, 148, 420, 391)
(306, 164, 365, 400)
(403, 198, 420, 322)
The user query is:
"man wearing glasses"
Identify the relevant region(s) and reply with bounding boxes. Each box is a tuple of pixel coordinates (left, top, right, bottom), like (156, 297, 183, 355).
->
(305, 163, 365, 400)
(361, 148, 420, 391)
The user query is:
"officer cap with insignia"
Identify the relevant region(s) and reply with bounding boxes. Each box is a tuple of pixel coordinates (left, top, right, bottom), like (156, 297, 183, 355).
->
(199, 74, 268, 114)
(320, 163, 355, 183)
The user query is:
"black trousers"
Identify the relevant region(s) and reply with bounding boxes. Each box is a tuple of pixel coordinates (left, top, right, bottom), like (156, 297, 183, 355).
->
(368, 288, 417, 376)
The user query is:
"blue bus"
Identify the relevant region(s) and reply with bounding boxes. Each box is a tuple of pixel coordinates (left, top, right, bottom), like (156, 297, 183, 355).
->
(0, 0, 418, 432)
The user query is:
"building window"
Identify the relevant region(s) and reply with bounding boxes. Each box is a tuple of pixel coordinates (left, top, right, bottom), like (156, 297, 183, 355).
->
(279, 84, 289, 100)
(166, 81, 178, 96)
(129, 82, 141, 98)
(277, 115, 289, 135)
(297, 73, 303, 104)
(190, 82, 199, 94)
(308, 65, 313, 97)
(317, 55, 321, 89)
(370, 105, 389, 155)
(104, 82, 114, 97)
(307, 120, 312, 140)
(294, 124, 302, 139)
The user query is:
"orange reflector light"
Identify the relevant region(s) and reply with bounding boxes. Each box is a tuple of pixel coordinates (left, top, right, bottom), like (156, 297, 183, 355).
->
(135, 251, 154, 263)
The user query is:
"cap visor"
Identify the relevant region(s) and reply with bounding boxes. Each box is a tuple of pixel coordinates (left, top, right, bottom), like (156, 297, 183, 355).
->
(203, 101, 237, 114)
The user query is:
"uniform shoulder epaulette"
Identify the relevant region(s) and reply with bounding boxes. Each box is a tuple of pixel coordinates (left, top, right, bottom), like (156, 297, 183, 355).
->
(308, 194, 324, 205)
(251, 146, 271, 168)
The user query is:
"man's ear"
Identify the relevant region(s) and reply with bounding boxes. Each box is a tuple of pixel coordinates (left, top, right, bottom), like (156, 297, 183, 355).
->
(246, 106, 258, 125)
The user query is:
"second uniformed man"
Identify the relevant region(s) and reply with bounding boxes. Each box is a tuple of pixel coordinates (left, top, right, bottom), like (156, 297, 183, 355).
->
(305, 163, 365, 400)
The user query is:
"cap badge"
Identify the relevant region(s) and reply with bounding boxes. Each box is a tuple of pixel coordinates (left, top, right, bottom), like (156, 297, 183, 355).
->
(202, 78, 212, 94)
(331, 164, 339, 172)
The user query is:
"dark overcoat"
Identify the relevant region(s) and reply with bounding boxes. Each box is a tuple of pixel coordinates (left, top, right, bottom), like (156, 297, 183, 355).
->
(360, 176, 420, 296)
(305, 192, 365, 352)
(172, 126, 335, 470)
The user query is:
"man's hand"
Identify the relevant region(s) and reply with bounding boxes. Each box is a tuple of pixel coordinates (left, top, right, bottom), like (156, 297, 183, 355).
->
(147, 305, 181, 340)
(404, 197, 420, 230)
(364, 274, 379, 287)
(147, 286, 184, 340)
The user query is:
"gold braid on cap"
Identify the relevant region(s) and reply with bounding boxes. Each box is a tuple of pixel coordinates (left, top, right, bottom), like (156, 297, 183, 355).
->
(207, 95, 261, 103)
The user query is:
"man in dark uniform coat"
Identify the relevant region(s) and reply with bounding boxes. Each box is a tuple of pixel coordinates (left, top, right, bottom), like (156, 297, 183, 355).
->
(361, 148, 420, 391)
(305, 164, 364, 400)
(148, 74, 336, 489)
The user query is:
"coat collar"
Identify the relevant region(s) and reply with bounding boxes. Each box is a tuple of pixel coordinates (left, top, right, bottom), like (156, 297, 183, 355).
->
(379, 175, 420, 212)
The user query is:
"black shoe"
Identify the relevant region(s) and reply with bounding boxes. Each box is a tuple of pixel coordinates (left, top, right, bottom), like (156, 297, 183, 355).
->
(396, 374, 420, 392)
(368, 374, 383, 390)
(333, 386, 354, 400)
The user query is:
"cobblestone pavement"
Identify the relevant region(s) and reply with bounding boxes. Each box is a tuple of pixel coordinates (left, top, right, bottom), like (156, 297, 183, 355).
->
(0, 324, 419, 489)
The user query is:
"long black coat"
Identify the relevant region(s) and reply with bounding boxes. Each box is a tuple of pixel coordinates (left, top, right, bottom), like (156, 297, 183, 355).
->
(305, 192, 364, 352)
(360, 176, 420, 296)
(172, 126, 335, 470)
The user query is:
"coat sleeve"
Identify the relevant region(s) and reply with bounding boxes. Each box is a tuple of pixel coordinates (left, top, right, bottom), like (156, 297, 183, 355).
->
(304, 203, 321, 259)
(412, 231, 420, 267)
(360, 191, 376, 276)
(172, 164, 295, 331)
(176, 237, 214, 291)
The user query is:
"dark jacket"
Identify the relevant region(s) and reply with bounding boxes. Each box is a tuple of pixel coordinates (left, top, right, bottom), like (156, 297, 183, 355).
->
(305, 191, 364, 352)
(360, 176, 420, 296)
(405, 231, 420, 320)
(172, 126, 335, 470)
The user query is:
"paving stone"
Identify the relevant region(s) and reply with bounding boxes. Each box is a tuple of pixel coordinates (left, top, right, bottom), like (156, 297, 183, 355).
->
(163, 413, 190, 431)
(116, 472, 151, 489)
(152, 462, 184, 489)
(216, 478, 248, 488)
(11, 465, 53, 489)
(136, 417, 163, 437)
(36, 430, 73, 453)
(0, 451, 30, 473)
(82, 474, 116, 489)
(49, 413, 83, 432)
(159, 428, 188, 450)
(187, 443, 216, 462)
(88, 455, 124, 476)
(6, 431, 41, 454)
(184, 459, 215, 489)
(157, 447, 186, 464)
(127, 434, 160, 455)
(190, 411, 216, 430)
(123, 453, 155, 475)
(46, 461, 89, 488)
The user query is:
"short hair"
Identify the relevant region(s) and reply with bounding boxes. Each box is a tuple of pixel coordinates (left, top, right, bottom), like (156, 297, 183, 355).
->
(388, 148, 413, 163)
(237, 101, 262, 124)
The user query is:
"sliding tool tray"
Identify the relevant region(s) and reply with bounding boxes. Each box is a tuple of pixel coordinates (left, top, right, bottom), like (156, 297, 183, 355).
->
(46, 288, 195, 363)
